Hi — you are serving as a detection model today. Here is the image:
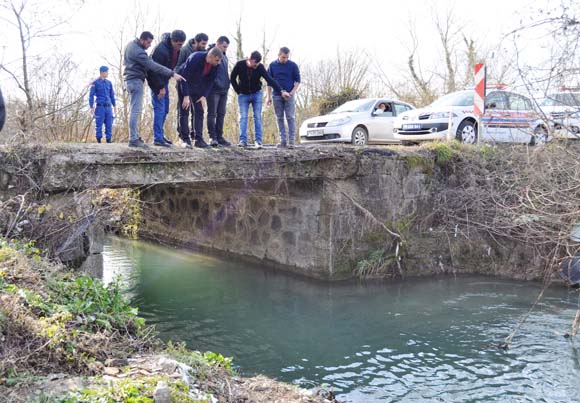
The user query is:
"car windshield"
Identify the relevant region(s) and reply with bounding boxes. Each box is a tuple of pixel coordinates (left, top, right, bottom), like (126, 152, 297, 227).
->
(430, 91, 475, 108)
(541, 93, 580, 107)
(330, 99, 375, 114)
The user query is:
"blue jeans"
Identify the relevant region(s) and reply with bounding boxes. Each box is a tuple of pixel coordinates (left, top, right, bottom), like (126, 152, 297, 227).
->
(151, 84, 169, 142)
(207, 91, 228, 140)
(273, 95, 296, 145)
(125, 79, 144, 141)
(238, 91, 263, 144)
(94, 105, 113, 141)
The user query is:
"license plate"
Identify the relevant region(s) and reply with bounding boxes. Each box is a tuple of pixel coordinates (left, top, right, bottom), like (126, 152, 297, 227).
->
(307, 129, 324, 136)
(402, 123, 422, 130)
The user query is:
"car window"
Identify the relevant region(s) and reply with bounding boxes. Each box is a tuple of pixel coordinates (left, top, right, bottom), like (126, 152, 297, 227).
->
(485, 92, 507, 109)
(394, 103, 411, 116)
(431, 91, 474, 107)
(330, 99, 375, 114)
(558, 93, 580, 106)
(508, 93, 533, 111)
(373, 101, 394, 117)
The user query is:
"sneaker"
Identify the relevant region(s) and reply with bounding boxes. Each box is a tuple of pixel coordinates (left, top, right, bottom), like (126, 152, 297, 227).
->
(210, 139, 220, 147)
(217, 137, 231, 147)
(287, 143, 295, 149)
(194, 138, 210, 148)
(180, 138, 193, 149)
(96, 138, 102, 143)
(254, 141, 263, 149)
(106, 138, 112, 143)
(163, 136, 173, 145)
(128, 138, 148, 148)
(238, 141, 247, 148)
(276, 142, 287, 148)
(153, 140, 172, 147)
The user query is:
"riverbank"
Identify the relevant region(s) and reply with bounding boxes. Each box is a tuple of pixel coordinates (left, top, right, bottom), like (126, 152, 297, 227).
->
(0, 239, 340, 403)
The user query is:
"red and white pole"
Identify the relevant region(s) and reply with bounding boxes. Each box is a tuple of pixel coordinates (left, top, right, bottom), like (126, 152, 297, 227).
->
(474, 64, 486, 140)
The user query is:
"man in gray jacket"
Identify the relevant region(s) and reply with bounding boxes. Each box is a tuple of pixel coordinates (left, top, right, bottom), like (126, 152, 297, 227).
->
(124, 31, 185, 148)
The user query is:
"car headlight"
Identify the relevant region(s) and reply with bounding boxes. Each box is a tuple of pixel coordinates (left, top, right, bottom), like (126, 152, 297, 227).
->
(430, 112, 457, 119)
(326, 116, 351, 127)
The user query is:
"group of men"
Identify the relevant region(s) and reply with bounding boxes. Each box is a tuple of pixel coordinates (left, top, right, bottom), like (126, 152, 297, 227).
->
(88, 30, 301, 149)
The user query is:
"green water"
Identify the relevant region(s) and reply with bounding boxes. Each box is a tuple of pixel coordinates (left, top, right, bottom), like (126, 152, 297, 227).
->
(101, 236, 580, 402)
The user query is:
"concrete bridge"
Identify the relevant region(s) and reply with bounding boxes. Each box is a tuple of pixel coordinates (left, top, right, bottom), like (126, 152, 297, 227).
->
(0, 143, 541, 280)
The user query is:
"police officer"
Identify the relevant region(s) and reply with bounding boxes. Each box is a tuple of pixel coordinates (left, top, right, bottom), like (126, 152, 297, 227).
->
(89, 66, 116, 143)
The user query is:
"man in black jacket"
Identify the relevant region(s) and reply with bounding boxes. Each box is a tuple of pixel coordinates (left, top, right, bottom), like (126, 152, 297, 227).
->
(207, 36, 232, 147)
(146, 30, 186, 147)
(230, 51, 289, 148)
(176, 33, 208, 147)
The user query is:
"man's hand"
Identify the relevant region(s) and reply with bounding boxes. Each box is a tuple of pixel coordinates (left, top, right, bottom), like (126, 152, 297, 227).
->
(266, 97, 272, 106)
(158, 87, 166, 99)
(174, 72, 186, 82)
(196, 96, 207, 110)
(182, 96, 190, 110)
(281, 90, 291, 100)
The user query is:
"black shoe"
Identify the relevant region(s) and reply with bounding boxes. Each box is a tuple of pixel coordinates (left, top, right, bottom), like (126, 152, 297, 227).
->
(96, 138, 102, 143)
(276, 142, 287, 148)
(153, 140, 172, 147)
(106, 138, 112, 143)
(163, 136, 173, 145)
(194, 139, 210, 148)
(128, 138, 148, 148)
(217, 137, 231, 147)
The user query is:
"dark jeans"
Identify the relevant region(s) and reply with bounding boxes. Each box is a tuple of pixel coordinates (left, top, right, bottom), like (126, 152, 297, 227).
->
(190, 93, 205, 142)
(207, 91, 228, 140)
(177, 84, 194, 143)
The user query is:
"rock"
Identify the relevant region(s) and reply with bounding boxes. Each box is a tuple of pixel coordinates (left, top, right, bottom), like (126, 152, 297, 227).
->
(105, 357, 129, 367)
(153, 381, 171, 403)
(87, 361, 105, 373)
(157, 357, 178, 374)
(103, 367, 120, 376)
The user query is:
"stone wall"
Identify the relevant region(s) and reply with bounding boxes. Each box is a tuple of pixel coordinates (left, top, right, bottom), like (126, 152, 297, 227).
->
(138, 154, 444, 279)
(139, 153, 545, 281)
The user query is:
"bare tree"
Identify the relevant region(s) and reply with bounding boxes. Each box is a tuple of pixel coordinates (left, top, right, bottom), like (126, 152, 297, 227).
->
(0, 0, 84, 132)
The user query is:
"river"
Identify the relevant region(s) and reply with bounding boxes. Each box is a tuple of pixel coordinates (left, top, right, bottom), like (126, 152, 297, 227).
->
(97, 236, 580, 402)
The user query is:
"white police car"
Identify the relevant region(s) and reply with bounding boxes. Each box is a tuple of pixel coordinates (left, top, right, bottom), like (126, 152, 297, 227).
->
(394, 89, 549, 145)
(539, 90, 580, 138)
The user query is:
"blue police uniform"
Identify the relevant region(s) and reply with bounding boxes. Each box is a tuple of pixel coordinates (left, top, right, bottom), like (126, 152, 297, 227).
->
(89, 77, 116, 142)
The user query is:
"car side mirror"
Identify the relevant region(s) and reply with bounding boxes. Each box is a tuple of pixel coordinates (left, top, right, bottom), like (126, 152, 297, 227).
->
(485, 102, 497, 109)
(372, 109, 384, 116)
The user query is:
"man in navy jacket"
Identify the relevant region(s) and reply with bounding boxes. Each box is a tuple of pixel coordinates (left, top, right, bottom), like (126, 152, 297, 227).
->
(178, 47, 223, 148)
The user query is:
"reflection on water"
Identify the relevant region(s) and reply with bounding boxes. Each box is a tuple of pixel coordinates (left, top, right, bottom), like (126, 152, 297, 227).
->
(99, 236, 580, 403)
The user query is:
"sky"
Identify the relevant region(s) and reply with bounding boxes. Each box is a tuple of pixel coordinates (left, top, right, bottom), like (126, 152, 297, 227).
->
(0, 0, 562, 98)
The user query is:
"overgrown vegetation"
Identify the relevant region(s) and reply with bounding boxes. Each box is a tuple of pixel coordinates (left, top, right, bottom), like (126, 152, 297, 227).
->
(0, 239, 152, 378)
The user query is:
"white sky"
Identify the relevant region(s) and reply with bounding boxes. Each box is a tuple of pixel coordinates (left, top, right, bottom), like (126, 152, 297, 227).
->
(0, 0, 558, 97)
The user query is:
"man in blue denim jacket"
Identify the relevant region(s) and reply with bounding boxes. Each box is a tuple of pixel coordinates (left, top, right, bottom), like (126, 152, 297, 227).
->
(89, 66, 117, 143)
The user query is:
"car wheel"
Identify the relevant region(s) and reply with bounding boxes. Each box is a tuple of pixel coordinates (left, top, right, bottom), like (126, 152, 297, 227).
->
(351, 126, 368, 146)
(455, 120, 477, 144)
(531, 126, 548, 146)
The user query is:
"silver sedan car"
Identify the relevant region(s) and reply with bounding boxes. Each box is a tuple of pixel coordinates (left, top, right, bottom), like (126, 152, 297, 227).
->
(299, 98, 415, 146)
